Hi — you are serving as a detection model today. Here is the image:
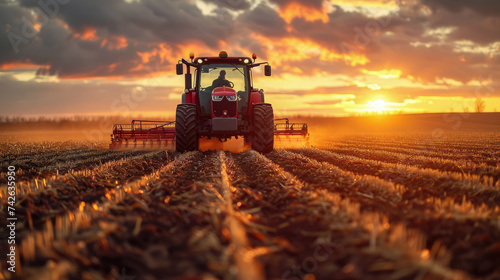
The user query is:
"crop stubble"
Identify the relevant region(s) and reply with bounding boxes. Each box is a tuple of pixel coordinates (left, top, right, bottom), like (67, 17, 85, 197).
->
(1, 133, 499, 279)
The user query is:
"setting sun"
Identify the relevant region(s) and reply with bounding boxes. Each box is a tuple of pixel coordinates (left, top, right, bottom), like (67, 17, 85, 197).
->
(369, 99, 387, 113)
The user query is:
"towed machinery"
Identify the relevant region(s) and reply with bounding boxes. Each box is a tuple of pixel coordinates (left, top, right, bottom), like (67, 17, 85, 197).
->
(110, 51, 309, 152)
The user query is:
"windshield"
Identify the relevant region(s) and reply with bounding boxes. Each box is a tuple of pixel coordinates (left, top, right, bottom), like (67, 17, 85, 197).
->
(197, 63, 249, 117)
(199, 64, 248, 93)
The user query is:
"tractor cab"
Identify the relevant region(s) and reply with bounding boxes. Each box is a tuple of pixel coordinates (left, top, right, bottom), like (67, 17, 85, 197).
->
(197, 63, 249, 119)
(178, 51, 266, 122)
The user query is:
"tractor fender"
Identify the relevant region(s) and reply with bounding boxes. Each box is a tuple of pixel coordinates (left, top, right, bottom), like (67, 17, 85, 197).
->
(248, 90, 264, 119)
(182, 91, 197, 104)
(250, 90, 263, 103)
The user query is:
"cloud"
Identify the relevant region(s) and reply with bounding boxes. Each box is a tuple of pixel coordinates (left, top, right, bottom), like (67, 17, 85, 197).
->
(421, 0, 500, 16)
(202, 0, 252, 11)
(1, 0, 237, 78)
(237, 3, 288, 37)
(18, 0, 235, 46)
(273, 0, 329, 23)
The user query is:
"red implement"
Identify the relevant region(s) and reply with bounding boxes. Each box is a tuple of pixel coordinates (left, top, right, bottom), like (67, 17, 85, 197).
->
(109, 120, 175, 149)
(274, 118, 309, 143)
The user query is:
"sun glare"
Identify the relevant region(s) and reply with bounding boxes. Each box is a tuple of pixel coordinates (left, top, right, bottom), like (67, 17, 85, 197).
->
(369, 99, 386, 113)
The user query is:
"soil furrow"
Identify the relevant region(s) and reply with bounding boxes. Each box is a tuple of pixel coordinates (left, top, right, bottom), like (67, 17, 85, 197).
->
(227, 150, 461, 280)
(325, 142, 499, 165)
(0, 151, 171, 241)
(10, 152, 219, 279)
(293, 148, 500, 208)
(284, 148, 500, 278)
(0, 141, 103, 158)
(0, 149, 152, 184)
(320, 146, 500, 184)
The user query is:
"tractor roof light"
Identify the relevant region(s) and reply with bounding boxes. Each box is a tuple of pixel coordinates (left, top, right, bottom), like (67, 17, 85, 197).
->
(243, 58, 250, 64)
(219, 51, 228, 58)
(252, 53, 257, 62)
(190, 52, 195, 62)
(197, 58, 203, 64)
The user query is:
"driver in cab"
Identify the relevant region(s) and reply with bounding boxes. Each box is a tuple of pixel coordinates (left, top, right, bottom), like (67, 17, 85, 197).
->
(212, 70, 232, 88)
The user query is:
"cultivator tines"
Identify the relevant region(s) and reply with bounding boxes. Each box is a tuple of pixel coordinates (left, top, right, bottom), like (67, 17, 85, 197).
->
(274, 118, 309, 142)
(110, 120, 175, 149)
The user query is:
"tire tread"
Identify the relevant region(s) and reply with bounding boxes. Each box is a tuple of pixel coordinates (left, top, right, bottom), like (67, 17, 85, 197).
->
(252, 104, 274, 153)
(175, 104, 198, 152)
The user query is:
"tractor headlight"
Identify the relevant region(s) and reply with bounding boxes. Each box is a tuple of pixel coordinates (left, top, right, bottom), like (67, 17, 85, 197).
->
(197, 59, 203, 64)
(212, 95, 223, 101)
(243, 58, 250, 64)
(226, 95, 237, 101)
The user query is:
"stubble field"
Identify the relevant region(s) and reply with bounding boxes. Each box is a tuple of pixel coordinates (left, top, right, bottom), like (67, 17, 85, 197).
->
(1, 119, 500, 280)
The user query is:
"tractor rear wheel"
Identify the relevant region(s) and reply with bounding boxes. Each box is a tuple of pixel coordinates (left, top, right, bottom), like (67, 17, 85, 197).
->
(251, 103, 274, 153)
(175, 104, 198, 152)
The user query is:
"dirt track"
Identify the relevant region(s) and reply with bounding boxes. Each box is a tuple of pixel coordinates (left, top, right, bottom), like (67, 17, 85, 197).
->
(1, 133, 500, 280)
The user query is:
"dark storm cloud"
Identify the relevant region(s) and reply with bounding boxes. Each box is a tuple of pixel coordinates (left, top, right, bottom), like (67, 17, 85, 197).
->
(202, 0, 252, 10)
(421, 0, 500, 16)
(289, 6, 406, 53)
(1, 0, 235, 77)
(1, 16, 146, 78)
(268, 0, 324, 9)
(426, 8, 500, 45)
(16, 0, 234, 46)
(0, 3, 33, 57)
(237, 3, 287, 37)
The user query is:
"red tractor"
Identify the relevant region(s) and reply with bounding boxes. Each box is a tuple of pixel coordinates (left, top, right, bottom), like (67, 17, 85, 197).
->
(110, 51, 308, 153)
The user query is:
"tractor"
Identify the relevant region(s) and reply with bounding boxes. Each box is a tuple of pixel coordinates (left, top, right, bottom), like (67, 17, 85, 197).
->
(109, 51, 308, 152)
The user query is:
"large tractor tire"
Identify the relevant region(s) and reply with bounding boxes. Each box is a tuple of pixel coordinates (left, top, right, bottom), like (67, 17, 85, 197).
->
(175, 104, 198, 152)
(251, 103, 274, 153)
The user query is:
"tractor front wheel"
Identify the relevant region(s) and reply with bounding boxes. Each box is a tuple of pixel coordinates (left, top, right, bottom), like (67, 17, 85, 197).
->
(251, 103, 274, 153)
(175, 104, 198, 152)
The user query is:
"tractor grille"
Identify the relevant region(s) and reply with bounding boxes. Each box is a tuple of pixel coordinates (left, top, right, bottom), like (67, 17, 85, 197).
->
(212, 97, 237, 117)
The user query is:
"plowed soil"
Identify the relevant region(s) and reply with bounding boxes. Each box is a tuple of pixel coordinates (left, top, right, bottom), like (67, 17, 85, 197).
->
(1, 132, 500, 280)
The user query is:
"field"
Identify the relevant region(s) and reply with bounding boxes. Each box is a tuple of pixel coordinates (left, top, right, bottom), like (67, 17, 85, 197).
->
(1, 114, 500, 280)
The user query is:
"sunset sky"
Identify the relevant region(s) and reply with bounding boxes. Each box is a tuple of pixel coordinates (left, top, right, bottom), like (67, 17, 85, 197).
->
(1, 0, 499, 118)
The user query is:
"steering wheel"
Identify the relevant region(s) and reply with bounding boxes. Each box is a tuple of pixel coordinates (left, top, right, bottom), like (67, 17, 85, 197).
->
(228, 81, 234, 88)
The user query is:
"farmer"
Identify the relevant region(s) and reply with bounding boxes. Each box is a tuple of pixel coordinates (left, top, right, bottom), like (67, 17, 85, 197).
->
(212, 70, 232, 88)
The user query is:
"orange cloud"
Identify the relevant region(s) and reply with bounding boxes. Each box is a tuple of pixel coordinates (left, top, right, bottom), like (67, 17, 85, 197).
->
(73, 28, 128, 50)
(277, 1, 329, 24)
(137, 43, 175, 64)
(101, 36, 128, 50)
(129, 64, 145, 72)
(253, 34, 369, 67)
(136, 41, 222, 65)
(73, 27, 99, 41)
(1, 62, 40, 70)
